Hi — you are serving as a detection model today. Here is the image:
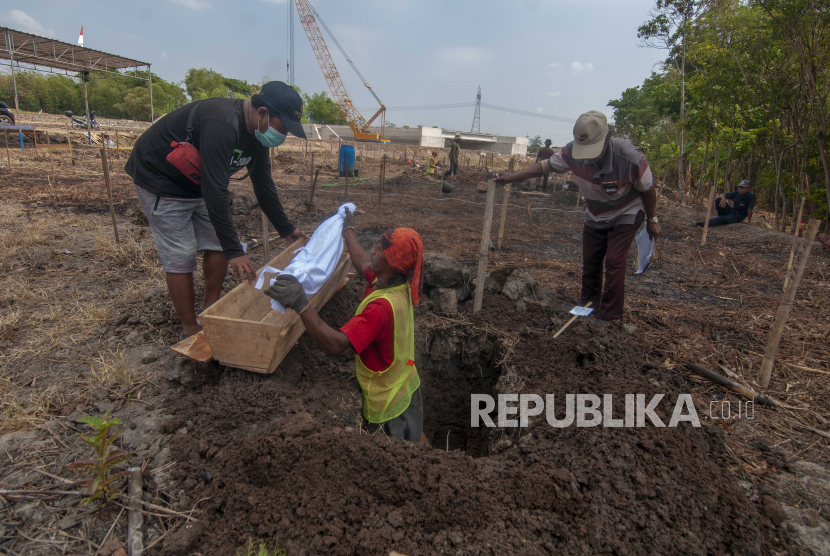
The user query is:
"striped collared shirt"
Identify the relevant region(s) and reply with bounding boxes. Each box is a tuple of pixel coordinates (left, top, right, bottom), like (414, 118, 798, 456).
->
(544, 138, 653, 228)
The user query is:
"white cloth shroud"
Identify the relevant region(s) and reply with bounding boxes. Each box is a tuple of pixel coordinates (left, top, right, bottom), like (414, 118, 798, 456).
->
(635, 226, 654, 275)
(255, 203, 356, 313)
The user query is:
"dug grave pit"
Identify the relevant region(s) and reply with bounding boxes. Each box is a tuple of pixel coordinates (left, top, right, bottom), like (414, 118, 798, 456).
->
(160, 281, 791, 555)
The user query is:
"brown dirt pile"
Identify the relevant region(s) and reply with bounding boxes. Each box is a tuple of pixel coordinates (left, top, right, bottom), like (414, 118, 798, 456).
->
(162, 282, 789, 555)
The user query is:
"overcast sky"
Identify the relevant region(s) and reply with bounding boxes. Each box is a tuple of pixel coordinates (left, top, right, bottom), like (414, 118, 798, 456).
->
(2, 0, 666, 145)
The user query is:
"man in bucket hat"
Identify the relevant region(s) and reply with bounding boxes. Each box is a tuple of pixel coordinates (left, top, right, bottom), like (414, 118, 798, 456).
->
(495, 110, 660, 324)
(265, 209, 428, 444)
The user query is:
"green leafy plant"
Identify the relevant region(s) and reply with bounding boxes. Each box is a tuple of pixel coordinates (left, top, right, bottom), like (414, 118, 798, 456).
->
(235, 538, 287, 556)
(64, 412, 133, 510)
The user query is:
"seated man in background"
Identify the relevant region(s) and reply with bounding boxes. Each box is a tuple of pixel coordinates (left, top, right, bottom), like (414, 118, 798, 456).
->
(265, 209, 428, 444)
(691, 179, 755, 227)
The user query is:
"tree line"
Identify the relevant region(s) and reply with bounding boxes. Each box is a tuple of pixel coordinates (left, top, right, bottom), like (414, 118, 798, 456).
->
(0, 67, 347, 126)
(609, 0, 830, 230)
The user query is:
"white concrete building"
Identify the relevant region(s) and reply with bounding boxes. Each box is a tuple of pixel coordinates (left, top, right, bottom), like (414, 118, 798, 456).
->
(302, 124, 528, 155)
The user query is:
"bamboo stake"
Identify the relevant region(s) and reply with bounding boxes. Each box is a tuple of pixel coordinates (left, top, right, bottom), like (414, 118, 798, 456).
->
(127, 467, 144, 556)
(497, 184, 511, 250)
(377, 156, 385, 228)
(553, 302, 592, 338)
(758, 218, 820, 388)
(115, 130, 119, 158)
(685, 363, 779, 407)
(701, 147, 719, 246)
(100, 147, 120, 243)
(66, 123, 75, 166)
(4, 128, 10, 170)
(473, 180, 497, 312)
(262, 211, 270, 263)
(307, 168, 320, 209)
(783, 196, 807, 290)
(46, 131, 54, 182)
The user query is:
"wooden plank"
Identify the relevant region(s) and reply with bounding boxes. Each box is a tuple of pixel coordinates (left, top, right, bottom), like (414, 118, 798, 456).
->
(474, 180, 497, 312)
(170, 331, 214, 363)
(199, 314, 281, 370)
(200, 238, 306, 323)
(701, 146, 719, 246)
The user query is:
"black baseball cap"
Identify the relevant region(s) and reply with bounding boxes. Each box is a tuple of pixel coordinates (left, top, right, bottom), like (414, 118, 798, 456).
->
(737, 179, 751, 189)
(258, 81, 307, 139)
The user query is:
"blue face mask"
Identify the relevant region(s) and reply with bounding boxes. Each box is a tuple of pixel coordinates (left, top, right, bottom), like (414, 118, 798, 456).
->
(255, 116, 287, 147)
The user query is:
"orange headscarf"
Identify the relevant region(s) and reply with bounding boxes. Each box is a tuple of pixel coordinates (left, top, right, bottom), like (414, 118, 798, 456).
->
(381, 228, 424, 304)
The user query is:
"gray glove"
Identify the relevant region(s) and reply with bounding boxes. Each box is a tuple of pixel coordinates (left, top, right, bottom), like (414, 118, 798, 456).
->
(342, 207, 355, 236)
(264, 274, 310, 314)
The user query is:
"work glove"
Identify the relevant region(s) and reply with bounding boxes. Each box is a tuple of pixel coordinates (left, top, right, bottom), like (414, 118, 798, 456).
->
(342, 207, 355, 237)
(264, 274, 310, 314)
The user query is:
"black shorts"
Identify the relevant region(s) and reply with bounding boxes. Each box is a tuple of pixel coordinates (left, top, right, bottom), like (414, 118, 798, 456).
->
(363, 387, 423, 443)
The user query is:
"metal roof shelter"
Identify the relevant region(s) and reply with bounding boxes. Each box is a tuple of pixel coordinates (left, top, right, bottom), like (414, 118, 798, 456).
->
(0, 27, 153, 147)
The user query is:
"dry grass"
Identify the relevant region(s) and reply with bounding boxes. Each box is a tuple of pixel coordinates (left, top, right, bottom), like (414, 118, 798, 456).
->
(88, 346, 138, 390)
(94, 228, 161, 275)
(0, 376, 64, 434)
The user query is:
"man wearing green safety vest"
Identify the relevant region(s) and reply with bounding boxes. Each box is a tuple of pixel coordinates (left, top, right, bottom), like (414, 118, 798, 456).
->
(427, 150, 438, 175)
(265, 210, 428, 443)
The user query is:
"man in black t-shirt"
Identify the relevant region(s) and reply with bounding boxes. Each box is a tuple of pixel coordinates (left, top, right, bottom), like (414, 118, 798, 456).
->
(691, 180, 756, 227)
(126, 81, 307, 339)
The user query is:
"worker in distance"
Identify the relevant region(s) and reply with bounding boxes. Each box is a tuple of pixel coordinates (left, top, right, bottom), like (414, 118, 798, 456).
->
(690, 180, 756, 227)
(495, 110, 660, 324)
(265, 211, 429, 444)
(126, 81, 307, 340)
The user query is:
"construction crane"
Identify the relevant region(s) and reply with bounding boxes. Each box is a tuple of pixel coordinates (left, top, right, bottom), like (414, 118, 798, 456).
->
(294, 0, 388, 142)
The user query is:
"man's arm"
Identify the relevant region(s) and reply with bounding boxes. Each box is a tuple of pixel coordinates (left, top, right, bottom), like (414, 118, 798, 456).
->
(746, 209, 753, 224)
(298, 305, 352, 356)
(343, 228, 370, 278)
(494, 161, 547, 183)
(642, 187, 661, 240)
(249, 144, 303, 242)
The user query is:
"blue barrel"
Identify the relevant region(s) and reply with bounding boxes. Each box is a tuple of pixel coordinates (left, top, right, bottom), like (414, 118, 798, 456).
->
(338, 144, 355, 177)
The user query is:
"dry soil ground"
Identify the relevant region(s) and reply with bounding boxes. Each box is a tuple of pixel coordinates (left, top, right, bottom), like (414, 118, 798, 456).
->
(1, 113, 829, 555)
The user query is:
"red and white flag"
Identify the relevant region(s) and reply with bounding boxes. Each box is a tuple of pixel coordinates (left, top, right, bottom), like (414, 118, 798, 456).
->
(78, 26, 84, 47)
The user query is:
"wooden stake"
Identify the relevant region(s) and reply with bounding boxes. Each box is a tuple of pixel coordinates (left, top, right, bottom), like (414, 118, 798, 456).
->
(66, 123, 75, 166)
(553, 302, 592, 338)
(307, 168, 320, 209)
(685, 364, 779, 407)
(377, 156, 385, 228)
(115, 130, 119, 158)
(100, 147, 120, 244)
(309, 152, 314, 194)
(758, 218, 820, 388)
(127, 467, 144, 556)
(701, 184, 717, 246)
(497, 184, 511, 249)
(344, 169, 349, 202)
(4, 128, 10, 170)
(33, 129, 39, 160)
(527, 203, 532, 220)
(262, 211, 270, 263)
(783, 196, 807, 290)
(46, 131, 54, 181)
(701, 146, 719, 246)
(473, 180, 497, 312)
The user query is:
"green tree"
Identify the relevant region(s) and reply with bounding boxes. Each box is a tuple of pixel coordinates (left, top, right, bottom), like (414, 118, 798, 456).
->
(301, 91, 347, 125)
(527, 135, 543, 153)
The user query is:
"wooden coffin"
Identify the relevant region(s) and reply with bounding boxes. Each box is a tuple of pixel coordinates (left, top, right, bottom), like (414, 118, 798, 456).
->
(171, 238, 350, 374)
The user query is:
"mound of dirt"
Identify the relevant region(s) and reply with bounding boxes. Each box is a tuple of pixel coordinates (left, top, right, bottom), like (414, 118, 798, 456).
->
(162, 279, 790, 555)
